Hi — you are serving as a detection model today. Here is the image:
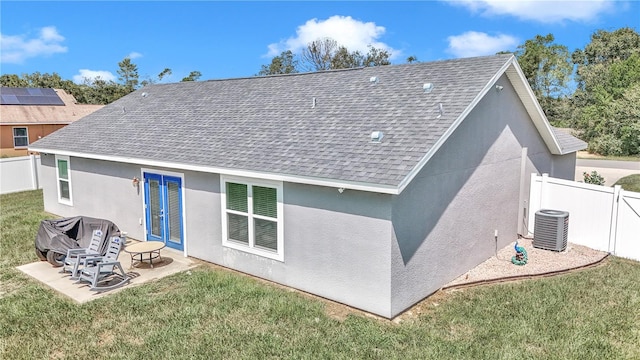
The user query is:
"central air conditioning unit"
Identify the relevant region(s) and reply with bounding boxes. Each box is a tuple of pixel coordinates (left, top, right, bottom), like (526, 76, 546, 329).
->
(533, 209, 569, 251)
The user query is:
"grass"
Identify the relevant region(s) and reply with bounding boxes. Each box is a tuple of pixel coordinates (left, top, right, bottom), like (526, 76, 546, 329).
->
(615, 174, 640, 192)
(2, 190, 640, 359)
(577, 151, 640, 162)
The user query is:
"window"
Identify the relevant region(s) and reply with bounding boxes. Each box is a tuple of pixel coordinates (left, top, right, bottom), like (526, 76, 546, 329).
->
(55, 155, 73, 205)
(13, 127, 28, 148)
(221, 176, 283, 261)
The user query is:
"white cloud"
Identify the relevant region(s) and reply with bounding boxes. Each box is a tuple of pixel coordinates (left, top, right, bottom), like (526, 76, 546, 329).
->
(128, 52, 143, 59)
(0, 26, 68, 64)
(266, 15, 399, 59)
(73, 69, 116, 84)
(444, 0, 615, 23)
(446, 31, 519, 58)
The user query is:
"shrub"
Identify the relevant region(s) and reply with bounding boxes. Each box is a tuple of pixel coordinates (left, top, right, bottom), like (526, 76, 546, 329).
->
(583, 170, 605, 185)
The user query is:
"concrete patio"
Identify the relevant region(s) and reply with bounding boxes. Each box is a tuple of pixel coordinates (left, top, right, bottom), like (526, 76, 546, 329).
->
(17, 240, 198, 303)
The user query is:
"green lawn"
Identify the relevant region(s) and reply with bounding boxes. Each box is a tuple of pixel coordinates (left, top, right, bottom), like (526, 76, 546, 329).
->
(615, 174, 640, 192)
(1, 190, 639, 359)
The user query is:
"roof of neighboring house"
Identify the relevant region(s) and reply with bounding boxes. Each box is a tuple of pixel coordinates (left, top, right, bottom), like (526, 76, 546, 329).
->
(30, 54, 584, 194)
(552, 127, 588, 154)
(0, 88, 103, 125)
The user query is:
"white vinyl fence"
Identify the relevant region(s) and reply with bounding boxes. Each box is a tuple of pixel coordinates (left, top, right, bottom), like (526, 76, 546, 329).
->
(528, 173, 640, 262)
(0, 155, 42, 195)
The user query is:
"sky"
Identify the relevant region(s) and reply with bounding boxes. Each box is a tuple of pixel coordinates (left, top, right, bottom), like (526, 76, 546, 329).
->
(1, 1, 638, 84)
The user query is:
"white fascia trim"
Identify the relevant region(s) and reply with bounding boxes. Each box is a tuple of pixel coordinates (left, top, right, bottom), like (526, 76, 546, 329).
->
(30, 147, 401, 195)
(397, 57, 515, 194)
(505, 60, 563, 155)
(560, 143, 588, 154)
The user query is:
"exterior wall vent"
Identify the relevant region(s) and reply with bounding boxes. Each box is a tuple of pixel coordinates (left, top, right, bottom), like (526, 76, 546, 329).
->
(533, 209, 569, 251)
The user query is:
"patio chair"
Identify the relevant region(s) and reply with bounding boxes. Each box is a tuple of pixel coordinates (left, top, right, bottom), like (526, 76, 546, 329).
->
(61, 229, 104, 279)
(77, 236, 130, 292)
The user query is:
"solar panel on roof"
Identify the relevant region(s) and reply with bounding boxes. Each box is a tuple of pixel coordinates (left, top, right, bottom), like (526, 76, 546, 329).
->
(1, 94, 20, 105)
(0, 87, 65, 106)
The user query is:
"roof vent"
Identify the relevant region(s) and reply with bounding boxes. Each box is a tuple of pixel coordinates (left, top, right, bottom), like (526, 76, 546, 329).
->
(437, 103, 444, 118)
(423, 83, 434, 93)
(370, 76, 379, 84)
(371, 131, 384, 142)
(141, 92, 148, 97)
(312, 97, 316, 108)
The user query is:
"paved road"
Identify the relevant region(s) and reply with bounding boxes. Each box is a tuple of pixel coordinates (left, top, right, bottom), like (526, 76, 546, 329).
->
(575, 158, 640, 185)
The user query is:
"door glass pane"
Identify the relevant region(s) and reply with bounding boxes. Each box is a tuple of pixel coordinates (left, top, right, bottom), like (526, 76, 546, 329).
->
(253, 186, 277, 218)
(149, 179, 162, 237)
(167, 181, 181, 243)
(226, 183, 247, 212)
(254, 218, 277, 251)
(57, 160, 68, 180)
(59, 180, 70, 200)
(227, 213, 248, 244)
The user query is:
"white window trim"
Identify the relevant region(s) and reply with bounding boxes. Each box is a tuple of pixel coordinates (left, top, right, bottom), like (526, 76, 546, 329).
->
(220, 175, 284, 262)
(55, 155, 73, 206)
(12, 127, 29, 148)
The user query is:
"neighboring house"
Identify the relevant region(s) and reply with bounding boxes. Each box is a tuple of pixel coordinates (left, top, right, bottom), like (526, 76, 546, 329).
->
(0, 88, 102, 157)
(30, 54, 586, 318)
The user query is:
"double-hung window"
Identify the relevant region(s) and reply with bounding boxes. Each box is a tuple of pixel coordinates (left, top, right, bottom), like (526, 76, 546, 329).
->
(13, 127, 28, 148)
(55, 155, 73, 205)
(221, 176, 283, 261)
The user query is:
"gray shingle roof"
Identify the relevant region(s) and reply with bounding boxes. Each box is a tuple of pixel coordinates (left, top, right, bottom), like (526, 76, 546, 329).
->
(32, 54, 538, 188)
(552, 127, 588, 153)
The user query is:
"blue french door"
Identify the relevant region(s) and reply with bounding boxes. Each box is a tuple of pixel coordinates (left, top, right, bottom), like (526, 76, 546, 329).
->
(144, 173, 184, 251)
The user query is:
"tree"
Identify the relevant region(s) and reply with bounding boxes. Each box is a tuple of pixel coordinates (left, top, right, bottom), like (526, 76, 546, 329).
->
(300, 38, 338, 71)
(330, 46, 364, 69)
(260, 37, 391, 74)
(181, 71, 202, 82)
(0, 74, 28, 87)
(141, 68, 173, 86)
(572, 27, 640, 97)
(158, 68, 172, 81)
(258, 50, 298, 76)
(514, 34, 572, 103)
(330, 45, 391, 69)
(406, 55, 418, 63)
(117, 57, 139, 92)
(80, 77, 128, 105)
(569, 28, 640, 155)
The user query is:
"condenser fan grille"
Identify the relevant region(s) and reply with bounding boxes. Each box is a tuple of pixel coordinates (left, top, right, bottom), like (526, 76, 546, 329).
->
(533, 209, 569, 251)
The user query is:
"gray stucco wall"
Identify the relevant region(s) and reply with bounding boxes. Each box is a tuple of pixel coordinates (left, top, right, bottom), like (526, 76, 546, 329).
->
(206, 183, 393, 317)
(40, 154, 394, 317)
(40, 154, 143, 236)
(388, 73, 570, 316)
